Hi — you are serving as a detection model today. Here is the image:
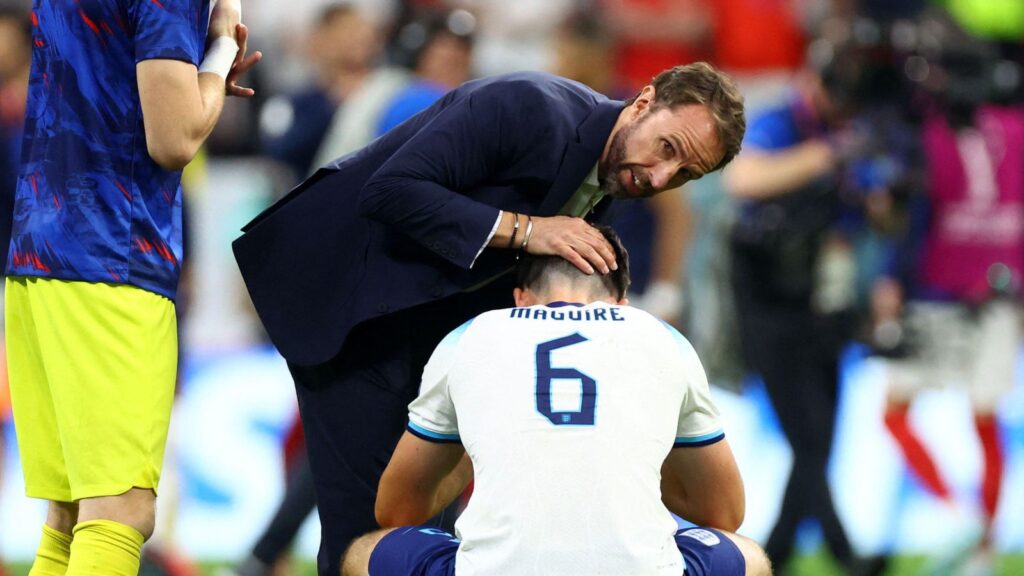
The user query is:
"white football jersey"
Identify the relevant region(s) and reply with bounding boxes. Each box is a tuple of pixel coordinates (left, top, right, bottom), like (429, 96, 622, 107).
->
(408, 301, 724, 576)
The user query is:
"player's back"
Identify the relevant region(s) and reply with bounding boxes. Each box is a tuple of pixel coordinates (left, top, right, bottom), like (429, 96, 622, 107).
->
(414, 301, 717, 575)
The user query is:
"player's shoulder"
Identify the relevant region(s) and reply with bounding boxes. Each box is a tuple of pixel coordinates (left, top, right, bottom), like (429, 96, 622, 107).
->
(616, 306, 701, 356)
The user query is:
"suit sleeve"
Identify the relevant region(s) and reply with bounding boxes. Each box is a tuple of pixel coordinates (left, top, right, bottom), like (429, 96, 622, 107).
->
(358, 83, 552, 269)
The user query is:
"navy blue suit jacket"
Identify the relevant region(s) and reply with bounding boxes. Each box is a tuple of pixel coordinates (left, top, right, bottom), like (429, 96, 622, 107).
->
(233, 73, 624, 366)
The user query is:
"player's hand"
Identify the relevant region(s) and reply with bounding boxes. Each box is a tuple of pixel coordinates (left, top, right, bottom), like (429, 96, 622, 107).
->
(524, 216, 617, 275)
(208, 0, 242, 42)
(226, 24, 261, 97)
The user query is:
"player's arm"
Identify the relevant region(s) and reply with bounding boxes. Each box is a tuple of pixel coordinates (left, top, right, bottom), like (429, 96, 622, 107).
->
(722, 107, 839, 200)
(137, 0, 260, 170)
(661, 438, 744, 531)
(375, 431, 472, 527)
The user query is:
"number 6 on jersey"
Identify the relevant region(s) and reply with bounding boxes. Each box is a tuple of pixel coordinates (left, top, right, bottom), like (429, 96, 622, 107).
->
(535, 333, 597, 426)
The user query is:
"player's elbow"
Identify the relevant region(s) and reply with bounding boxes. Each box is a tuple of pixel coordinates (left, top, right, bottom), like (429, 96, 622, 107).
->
(714, 502, 745, 532)
(375, 498, 423, 528)
(690, 501, 744, 532)
(375, 500, 399, 528)
(146, 133, 200, 171)
(147, 139, 196, 170)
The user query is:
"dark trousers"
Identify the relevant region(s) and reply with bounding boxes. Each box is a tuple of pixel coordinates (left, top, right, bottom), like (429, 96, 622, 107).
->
(731, 248, 854, 571)
(288, 280, 515, 576)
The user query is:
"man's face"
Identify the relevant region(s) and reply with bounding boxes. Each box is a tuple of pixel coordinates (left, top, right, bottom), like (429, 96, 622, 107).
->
(601, 103, 724, 199)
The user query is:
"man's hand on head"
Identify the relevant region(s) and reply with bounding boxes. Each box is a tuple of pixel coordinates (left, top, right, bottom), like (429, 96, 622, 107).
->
(525, 216, 618, 275)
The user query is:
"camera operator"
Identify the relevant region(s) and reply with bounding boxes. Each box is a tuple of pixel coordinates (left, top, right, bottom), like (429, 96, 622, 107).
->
(871, 18, 1024, 573)
(723, 33, 888, 575)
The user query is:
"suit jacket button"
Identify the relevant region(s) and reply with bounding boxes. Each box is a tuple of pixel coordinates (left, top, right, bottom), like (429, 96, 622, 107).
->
(377, 303, 389, 313)
(431, 286, 443, 298)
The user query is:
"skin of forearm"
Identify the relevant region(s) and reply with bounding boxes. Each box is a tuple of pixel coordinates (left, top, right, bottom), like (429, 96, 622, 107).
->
(429, 454, 473, 519)
(140, 64, 227, 171)
(724, 140, 835, 200)
(189, 72, 228, 153)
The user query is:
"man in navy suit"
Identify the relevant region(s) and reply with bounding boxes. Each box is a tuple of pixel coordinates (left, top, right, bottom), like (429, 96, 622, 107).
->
(233, 62, 745, 575)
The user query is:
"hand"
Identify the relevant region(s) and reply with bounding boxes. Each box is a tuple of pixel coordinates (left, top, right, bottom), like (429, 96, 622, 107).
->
(524, 216, 617, 275)
(207, 0, 241, 42)
(226, 23, 261, 97)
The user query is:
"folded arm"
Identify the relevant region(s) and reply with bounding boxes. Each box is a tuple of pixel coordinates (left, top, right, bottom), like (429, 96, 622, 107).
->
(661, 438, 744, 531)
(376, 431, 472, 528)
(137, 0, 260, 171)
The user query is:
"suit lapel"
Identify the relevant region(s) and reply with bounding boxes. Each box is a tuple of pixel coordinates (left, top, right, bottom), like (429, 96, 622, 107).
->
(538, 99, 624, 216)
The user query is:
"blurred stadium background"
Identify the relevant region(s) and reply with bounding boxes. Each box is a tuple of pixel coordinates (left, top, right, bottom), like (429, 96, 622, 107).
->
(1, 0, 1023, 574)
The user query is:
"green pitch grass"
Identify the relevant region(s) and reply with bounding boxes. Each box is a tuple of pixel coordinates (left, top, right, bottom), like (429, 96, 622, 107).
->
(7, 552, 1024, 575)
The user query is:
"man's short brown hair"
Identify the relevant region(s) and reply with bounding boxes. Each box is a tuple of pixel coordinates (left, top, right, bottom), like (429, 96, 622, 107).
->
(628, 62, 746, 172)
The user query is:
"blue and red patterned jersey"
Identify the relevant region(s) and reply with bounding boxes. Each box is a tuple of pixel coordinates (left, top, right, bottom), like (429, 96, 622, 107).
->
(6, 0, 209, 300)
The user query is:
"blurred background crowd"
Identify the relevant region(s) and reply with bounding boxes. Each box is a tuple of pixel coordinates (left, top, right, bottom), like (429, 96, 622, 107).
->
(1, 0, 1023, 575)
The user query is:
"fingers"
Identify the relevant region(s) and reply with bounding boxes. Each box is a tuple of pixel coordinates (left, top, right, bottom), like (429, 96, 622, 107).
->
(233, 24, 248, 68)
(226, 52, 261, 96)
(225, 24, 261, 97)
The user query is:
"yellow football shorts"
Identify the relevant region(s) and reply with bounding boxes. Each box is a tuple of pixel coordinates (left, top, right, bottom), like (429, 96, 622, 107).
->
(5, 276, 177, 502)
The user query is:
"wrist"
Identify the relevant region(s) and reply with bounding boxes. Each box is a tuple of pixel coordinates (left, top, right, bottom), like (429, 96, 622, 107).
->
(199, 36, 239, 80)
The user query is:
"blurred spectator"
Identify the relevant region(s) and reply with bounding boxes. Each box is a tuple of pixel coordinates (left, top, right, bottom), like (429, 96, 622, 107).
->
(871, 20, 1024, 574)
(710, 0, 812, 114)
(310, 6, 409, 168)
(376, 8, 476, 135)
(244, 0, 396, 92)
(0, 6, 30, 574)
(259, 3, 385, 182)
(0, 3, 29, 273)
(723, 36, 884, 575)
(710, 0, 807, 75)
(601, 0, 712, 95)
(457, 0, 576, 77)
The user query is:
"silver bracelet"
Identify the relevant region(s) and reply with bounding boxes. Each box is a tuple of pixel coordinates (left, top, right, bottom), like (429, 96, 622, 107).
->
(519, 215, 534, 255)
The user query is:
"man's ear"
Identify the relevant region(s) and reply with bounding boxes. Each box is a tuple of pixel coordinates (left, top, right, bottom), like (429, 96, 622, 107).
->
(513, 287, 529, 307)
(632, 85, 656, 115)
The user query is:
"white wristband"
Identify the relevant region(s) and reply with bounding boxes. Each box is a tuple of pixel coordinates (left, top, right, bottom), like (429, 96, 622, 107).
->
(199, 36, 239, 79)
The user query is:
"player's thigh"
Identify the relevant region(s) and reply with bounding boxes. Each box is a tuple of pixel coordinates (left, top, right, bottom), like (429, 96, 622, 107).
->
(5, 276, 71, 501)
(13, 278, 178, 500)
(342, 528, 394, 576)
(364, 526, 458, 576)
(676, 527, 769, 576)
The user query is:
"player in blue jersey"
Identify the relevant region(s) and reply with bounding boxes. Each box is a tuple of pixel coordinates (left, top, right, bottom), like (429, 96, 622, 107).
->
(5, 1, 259, 574)
(341, 226, 771, 576)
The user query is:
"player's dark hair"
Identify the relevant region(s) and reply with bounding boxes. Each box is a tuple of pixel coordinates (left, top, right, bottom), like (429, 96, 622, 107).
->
(516, 224, 630, 300)
(625, 62, 746, 172)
